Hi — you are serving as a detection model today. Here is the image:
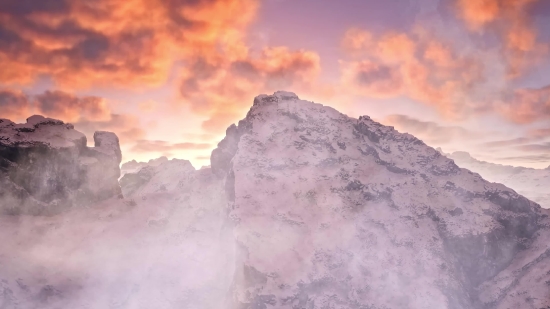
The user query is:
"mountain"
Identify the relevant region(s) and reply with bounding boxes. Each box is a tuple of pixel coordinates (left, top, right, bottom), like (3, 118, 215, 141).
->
(441, 150, 550, 209)
(213, 91, 550, 309)
(1, 91, 550, 309)
(0, 115, 122, 215)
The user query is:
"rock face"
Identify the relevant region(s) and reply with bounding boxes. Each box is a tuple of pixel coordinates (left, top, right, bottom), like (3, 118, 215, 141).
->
(444, 151, 550, 209)
(212, 91, 550, 309)
(0, 115, 122, 215)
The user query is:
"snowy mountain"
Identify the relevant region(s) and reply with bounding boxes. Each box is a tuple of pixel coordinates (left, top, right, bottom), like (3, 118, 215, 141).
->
(442, 151, 550, 209)
(213, 91, 550, 309)
(1, 92, 550, 309)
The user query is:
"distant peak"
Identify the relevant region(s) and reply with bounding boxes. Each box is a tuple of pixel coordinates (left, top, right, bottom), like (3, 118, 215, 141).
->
(451, 151, 473, 159)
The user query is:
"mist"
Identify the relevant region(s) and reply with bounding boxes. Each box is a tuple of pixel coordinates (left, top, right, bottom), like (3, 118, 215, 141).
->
(2, 92, 550, 309)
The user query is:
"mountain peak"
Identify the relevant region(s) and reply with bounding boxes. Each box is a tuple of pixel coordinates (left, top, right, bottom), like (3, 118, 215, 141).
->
(451, 151, 473, 159)
(209, 91, 548, 308)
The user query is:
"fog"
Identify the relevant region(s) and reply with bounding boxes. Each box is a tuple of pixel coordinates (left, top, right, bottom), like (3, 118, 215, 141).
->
(1, 93, 550, 309)
(0, 163, 234, 309)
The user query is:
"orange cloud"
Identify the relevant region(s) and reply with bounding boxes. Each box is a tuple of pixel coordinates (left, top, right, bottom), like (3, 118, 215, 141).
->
(130, 140, 211, 153)
(0, 89, 31, 120)
(138, 100, 157, 112)
(0, 89, 111, 123)
(75, 113, 146, 145)
(179, 46, 321, 132)
(0, 0, 258, 88)
(455, 0, 547, 78)
(340, 1, 550, 124)
(528, 128, 550, 139)
(340, 60, 403, 98)
(0, 88, 144, 145)
(35, 90, 111, 122)
(455, 0, 502, 29)
(341, 28, 486, 119)
(499, 85, 550, 124)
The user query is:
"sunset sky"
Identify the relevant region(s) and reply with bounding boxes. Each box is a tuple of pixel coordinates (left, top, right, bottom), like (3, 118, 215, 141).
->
(1, 0, 549, 168)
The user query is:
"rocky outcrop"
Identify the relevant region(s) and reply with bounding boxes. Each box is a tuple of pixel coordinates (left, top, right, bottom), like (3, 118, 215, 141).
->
(0, 115, 122, 215)
(212, 91, 550, 309)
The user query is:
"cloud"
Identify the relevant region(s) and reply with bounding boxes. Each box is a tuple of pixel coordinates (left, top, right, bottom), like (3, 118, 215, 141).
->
(482, 137, 533, 148)
(516, 142, 550, 152)
(182, 132, 217, 142)
(0, 88, 111, 123)
(75, 114, 146, 144)
(529, 128, 550, 139)
(0, 89, 31, 120)
(35, 90, 111, 122)
(138, 100, 157, 112)
(179, 46, 321, 132)
(479, 125, 550, 152)
(1, 0, 325, 137)
(195, 156, 211, 161)
(497, 154, 550, 163)
(341, 28, 487, 120)
(130, 140, 211, 153)
(454, 0, 547, 77)
(341, 0, 550, 124)
(0, 88, 145, 146)
(383, 114, 479, 144)
(499, 85, 550, 124)
(340, 60, 403, 98)
(0, 0, 258, 88)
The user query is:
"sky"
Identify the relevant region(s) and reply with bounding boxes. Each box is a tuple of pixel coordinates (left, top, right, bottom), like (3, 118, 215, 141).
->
(1, 0, 549, 168)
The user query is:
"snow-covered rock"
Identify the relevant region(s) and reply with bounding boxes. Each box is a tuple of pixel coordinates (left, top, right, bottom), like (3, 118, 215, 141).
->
(212, 91, 550, 309)
(0, 115, 122, 215)
(446, 151, 550, 209)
